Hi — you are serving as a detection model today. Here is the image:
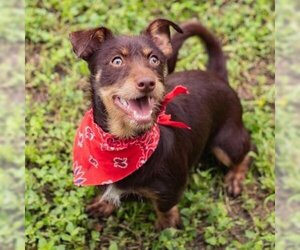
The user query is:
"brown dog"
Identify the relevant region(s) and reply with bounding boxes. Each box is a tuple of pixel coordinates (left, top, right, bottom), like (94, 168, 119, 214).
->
(70, 19, 253, 230)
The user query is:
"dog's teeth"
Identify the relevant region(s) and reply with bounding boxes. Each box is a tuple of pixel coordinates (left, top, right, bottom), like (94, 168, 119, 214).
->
(133, 110, 152, 120)
(148, 97, 154, 105)
(119, 97, 128, 107)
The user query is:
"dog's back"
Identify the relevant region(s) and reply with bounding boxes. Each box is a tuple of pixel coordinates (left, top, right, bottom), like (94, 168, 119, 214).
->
(165, 21, 252, 198)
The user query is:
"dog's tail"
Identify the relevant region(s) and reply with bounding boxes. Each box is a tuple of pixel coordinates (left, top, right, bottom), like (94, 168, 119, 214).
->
(168, 21, 228, 83)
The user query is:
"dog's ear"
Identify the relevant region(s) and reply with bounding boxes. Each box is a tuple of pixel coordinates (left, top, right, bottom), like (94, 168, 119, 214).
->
(69, 27, 113, 60)
(144, 19, 183, 57)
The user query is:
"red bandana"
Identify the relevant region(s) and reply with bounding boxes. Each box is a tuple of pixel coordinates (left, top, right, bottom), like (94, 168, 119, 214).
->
(73, 85, 191, 186)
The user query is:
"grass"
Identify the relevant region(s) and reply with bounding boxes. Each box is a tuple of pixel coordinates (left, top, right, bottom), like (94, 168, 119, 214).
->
(25, 0, 275, 249)
(275, 0, 300, 249)
(0, 1, 25, 249)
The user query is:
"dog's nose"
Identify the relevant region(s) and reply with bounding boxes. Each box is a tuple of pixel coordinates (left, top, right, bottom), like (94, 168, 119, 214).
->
(136, 77, 156, 92)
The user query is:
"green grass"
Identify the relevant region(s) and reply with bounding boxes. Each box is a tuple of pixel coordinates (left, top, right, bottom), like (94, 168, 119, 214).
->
(0, 1, 25, 249)
(275, 0, 300, 249)
(25, 0, 275, 249)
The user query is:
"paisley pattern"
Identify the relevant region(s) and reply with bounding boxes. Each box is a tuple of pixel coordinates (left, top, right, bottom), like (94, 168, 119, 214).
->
(72, 85, 190, 186)
(73, 161, 86, 185)
(113, 157, 128, 168)
(73, 109, 160, 186)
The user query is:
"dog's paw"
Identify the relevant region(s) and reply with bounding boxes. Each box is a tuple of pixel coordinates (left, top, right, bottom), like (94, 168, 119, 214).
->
(155, 218, 183, 231)
(86, 199, 116, 218)
(155, 216, 183, 231)
(225, 171, 244, 197)
(154, 206, 183, 231)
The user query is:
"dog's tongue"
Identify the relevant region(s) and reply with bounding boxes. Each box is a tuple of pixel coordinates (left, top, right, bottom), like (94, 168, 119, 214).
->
(127, 97, 153, 123)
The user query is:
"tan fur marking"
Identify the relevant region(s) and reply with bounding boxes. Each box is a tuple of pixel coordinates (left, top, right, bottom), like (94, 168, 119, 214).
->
(120, 47, 129, 56)
(154, 206, 181, 230)
(98, 86, 135, 138)
(213, 147, 232, 167)
(142, 47, 152, 57)
(153, 35, 172, 57)
(95, 70, 102, 82)
(97, 63, 165, 138)
(86, 196, 116, 217)
(136, 188, 182, 229)
(136, 188, 158, 200)
(95, 30, 104, 42)
(225, 154, 252, 196)
(149, 22, 161, 33)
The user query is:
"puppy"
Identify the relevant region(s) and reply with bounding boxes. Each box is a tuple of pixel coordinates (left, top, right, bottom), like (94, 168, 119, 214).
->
(70, 19, 253, 230)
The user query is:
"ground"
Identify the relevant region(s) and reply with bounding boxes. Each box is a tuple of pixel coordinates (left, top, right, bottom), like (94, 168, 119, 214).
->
(25, 1, 275, 249)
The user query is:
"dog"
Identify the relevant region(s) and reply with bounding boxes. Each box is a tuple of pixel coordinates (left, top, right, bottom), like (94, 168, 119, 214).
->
(69, 19, 253, 230)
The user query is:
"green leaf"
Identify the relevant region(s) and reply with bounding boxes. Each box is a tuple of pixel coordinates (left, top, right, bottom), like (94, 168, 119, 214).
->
(109, 241, 118, 250)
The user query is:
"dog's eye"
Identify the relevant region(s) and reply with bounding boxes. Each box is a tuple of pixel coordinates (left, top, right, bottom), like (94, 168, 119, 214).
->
(111, 56, 123, 66)
(149, 55, 160, 66)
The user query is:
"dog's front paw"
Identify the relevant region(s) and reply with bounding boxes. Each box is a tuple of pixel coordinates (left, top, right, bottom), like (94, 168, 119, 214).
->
(225, 171, 244, 197)
(155, 206, 183, 231)
(155, 217, 183, 231)
(86, 199, 116, 218)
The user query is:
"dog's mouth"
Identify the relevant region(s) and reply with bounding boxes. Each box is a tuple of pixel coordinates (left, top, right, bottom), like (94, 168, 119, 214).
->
(113, 95, 156, 124)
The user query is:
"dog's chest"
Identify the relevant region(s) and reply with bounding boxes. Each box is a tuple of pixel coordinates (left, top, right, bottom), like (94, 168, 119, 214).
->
(101, 184, 124, 206)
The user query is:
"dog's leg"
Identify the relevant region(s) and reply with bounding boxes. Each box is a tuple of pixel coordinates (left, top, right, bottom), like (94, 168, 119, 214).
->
(86, 196, 116, 218)
(213, 146, 252, 197)
(140, 187, 183, 230)
(154, 204, 183, 231)
(212, 124, 253, 197)
(224, 153, 252, 197)
(86, 185, 125, 218)
(147, 190, 183, 231)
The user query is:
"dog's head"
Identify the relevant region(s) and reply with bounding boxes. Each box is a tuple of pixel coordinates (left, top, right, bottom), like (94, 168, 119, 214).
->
(70, 19, 182, 138)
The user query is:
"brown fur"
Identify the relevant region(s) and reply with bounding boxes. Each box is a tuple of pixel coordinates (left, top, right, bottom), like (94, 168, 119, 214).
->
(97, 61, 165, 138)
(225, 154, 252, 197)
(145, 19, 181, 57)
(154, 206, 182, 230)
(86, 196, 116, 217)
(142, 47, 152, 57)
(69, 19, 254, 230)
(120, 47, 129, 56)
